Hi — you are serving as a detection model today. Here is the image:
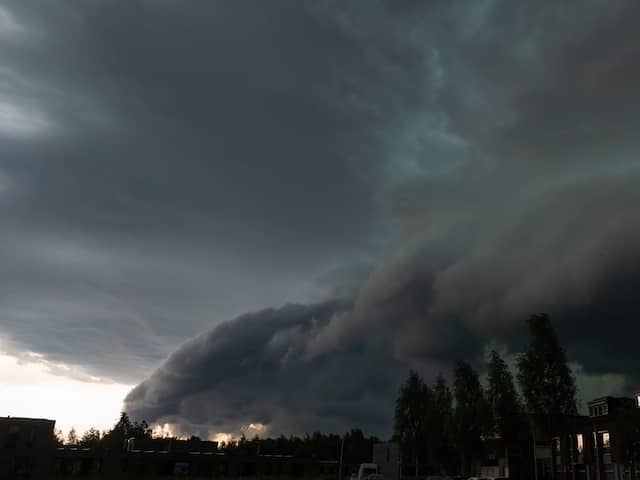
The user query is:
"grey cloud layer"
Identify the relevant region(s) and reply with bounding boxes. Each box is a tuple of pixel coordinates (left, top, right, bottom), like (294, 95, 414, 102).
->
(2, 0, 640, 433)
(0, 0, 399, 380)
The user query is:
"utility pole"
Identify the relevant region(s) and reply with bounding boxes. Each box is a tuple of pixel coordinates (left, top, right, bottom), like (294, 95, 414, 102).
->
(339, 434, 345, 480)
(594, 428, 601, 480)
(532, 420, 539, 480)
(533, 438, 539, 480)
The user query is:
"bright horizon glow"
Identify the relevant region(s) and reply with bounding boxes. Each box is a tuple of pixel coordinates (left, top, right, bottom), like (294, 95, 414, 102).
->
(213, 432, 234, 443)
(0, 351, 132, 437)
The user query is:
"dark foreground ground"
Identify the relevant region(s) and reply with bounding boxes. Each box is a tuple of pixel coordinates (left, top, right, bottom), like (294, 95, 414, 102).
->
(51, 477, 333, 480)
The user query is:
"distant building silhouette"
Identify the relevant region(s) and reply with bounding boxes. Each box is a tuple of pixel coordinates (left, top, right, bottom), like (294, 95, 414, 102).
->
(373, 442, 401, 480)
(0, 416, 56, 479)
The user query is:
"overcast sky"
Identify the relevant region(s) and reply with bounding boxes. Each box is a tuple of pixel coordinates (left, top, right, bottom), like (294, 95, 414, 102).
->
(2, 0, 640, 438)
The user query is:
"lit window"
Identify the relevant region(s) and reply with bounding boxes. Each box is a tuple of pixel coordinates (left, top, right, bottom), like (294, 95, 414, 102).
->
(602, 432, 610, 449)
(637, 395, 640, 408)
(577, 434, 584, 454)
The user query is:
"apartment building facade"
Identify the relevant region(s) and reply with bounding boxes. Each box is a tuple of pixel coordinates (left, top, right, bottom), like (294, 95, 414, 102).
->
(551, 395, 640, 480)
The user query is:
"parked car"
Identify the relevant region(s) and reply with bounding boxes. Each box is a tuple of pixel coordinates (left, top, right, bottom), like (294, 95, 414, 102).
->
(357, 463, 384, 480)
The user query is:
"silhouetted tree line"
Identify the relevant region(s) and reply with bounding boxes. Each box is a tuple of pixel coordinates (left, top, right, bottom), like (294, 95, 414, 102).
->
(58, 412, 152, 452)
(393, 313, 577, 477)
(219, 429, 378, 462)
(60, 414, 378, 463)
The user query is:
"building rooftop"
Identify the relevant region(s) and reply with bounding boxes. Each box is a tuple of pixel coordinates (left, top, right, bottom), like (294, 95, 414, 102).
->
(587, 396, 637, 418)
(1, 416, 56, 424)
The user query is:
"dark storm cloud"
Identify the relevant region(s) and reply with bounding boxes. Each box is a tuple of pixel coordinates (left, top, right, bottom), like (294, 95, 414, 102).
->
(124, 0, 640, 435)
(0, 0, 406, 380)
(4, 0, 640, 434)
(0, 1, 378, 251)
(125, 300, 404, 437)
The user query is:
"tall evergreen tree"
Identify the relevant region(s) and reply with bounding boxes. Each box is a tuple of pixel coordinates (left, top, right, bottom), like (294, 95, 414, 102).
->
(486, 349, 523, 442)
(394, 370, 431, 477)
(54, 429, 64, 447)
(66, 427, 78, 446)
(101, 412, 152, 452)
(516, 314, 577, 418)
(453, 360, 488, 477)
(432, 374, 455, 473)
(79, 428, 102, 449)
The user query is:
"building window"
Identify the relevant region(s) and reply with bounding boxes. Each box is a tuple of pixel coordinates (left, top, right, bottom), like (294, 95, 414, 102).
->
(577, 434, 584, 454)
(602, 432, 611, 449)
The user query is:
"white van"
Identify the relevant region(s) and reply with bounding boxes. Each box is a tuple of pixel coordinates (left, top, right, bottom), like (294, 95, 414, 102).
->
(356, 463, 384, 480)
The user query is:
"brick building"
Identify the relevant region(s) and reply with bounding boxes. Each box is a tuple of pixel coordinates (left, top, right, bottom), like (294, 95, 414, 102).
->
(550, 395, 640, 480)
